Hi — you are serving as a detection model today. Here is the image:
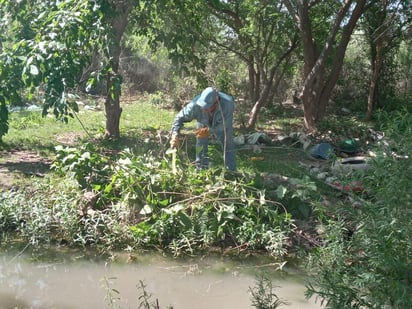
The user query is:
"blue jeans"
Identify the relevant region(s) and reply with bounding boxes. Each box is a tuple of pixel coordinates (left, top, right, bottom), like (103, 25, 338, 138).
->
(196, 124, 236, 171)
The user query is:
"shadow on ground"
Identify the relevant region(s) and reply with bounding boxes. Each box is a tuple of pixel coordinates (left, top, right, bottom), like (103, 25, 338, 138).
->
(0, 151, 51, 189)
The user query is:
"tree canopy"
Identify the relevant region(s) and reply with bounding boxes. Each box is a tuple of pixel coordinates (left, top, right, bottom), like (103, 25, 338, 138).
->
(0, 0, 134, 140)
(0, 0, 411, 139)
(135, 0, 299, 128)
(0, 0, 105, 140)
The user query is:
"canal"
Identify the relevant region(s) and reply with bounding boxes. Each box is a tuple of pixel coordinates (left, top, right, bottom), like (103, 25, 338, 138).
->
(0, 247, 323, 308)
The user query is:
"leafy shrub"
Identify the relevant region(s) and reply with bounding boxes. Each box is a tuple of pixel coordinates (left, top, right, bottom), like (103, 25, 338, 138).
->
(316, 115, 371, 145)
(129, 168, 295, 257)
(52, 143, 111, 191)
(306, 110, 412, 308)
(0, 181, 79, 245)
(0, 179, 137, 250)
(0, 191, 25, 234)
(51, 144, 301, 256)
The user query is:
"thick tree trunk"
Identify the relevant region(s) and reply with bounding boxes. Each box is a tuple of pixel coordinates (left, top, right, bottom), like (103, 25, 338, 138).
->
(104, 0, 133, 139)
(284, 0, 367, 132)
(105, 38, 123, 138)
(105, 74, 122, 139)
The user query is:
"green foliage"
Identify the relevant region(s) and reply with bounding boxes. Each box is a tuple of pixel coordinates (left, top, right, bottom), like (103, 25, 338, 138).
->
(316, 115, 371, 144)
(0, 178, 136, 249)
(52, 143, 111, 191)
(0, 0, 114, 139)
(0, 191, 23, 234)
(335, 32, 370, 111)
(363, 1, 409, 112)
(249, 274, 288, 309)
(135, 0, 297, 107)
(306, 110, 412, 308)
(133, 1, 208, 73)
(216, 68, 233, 94)
(134, 168, 294, 256)
(398, 39, 412, 99)
(0, 180, 79, 245)
(50, 142, 300, 256)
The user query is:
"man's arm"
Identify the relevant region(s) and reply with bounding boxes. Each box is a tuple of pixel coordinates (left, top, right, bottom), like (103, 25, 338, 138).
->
(171, 101, 199, 135)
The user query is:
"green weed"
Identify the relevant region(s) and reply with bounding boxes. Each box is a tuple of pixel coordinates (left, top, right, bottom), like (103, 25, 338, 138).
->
(249, 274, 289, 309)
(103, 277, 173, 309)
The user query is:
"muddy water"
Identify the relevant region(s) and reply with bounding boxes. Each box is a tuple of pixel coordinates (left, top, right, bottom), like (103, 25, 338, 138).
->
(0, 250, 323, 309)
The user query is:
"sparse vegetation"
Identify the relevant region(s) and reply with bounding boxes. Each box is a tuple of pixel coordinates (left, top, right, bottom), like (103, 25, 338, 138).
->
(249, 274, 289, 309)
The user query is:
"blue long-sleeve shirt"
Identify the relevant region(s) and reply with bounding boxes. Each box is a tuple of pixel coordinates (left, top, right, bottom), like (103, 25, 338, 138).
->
(171, 91, 236, 170)
(171, 91, 234, 135)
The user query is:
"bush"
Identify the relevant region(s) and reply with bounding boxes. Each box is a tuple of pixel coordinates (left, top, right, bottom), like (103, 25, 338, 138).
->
(50, 144, 299, 256)
(306, 110, 412, 308)
(0, 182, 79, 246)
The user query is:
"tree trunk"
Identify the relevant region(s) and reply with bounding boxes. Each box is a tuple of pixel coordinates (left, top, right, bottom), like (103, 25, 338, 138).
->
(367, 37, 384, 121)
(247, 56, 294, 129)
(284, 0, 367, 132)
(247, 36, 298, 129)
(104, 0, 134, 139)
(247, 84, 271, 129)
(366, 1, 388, 121)
(247, 61, 256, 102)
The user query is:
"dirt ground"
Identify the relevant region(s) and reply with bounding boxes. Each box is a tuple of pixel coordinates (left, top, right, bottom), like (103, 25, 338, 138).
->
(0, 132, 83, 190)
(0, 150, 52, 190)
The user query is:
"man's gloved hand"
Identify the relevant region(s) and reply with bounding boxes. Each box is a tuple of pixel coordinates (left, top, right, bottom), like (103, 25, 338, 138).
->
(170, 134, 179, 149)
(195, 127, 209, 138)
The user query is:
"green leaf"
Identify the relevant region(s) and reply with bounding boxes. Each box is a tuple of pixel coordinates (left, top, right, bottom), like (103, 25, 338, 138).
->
(29, 64, 38, 76)
(159, 199, 169, 206)
(140, 205, 153, 215)
(275, 185, 287, 199)
(103, 183, 112, 193)
(177, 212, 192, 228)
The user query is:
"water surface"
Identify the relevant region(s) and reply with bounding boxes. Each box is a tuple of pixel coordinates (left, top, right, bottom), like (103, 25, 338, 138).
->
(0, 249, 323, 308)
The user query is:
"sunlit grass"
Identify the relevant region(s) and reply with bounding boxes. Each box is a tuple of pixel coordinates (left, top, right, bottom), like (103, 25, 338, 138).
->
(121, 99, 175, 132)
(2, 96, 323, 181)
(4, 107, 104, 152)
(1, 98, 176, 155)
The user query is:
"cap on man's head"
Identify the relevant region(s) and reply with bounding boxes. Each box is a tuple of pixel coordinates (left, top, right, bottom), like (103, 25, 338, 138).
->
(196, 87, 217, 109)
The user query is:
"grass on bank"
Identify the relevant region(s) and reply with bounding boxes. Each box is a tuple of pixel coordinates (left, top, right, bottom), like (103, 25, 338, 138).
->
(2, 96, 175, 154)
(1, 95, 316, 180)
